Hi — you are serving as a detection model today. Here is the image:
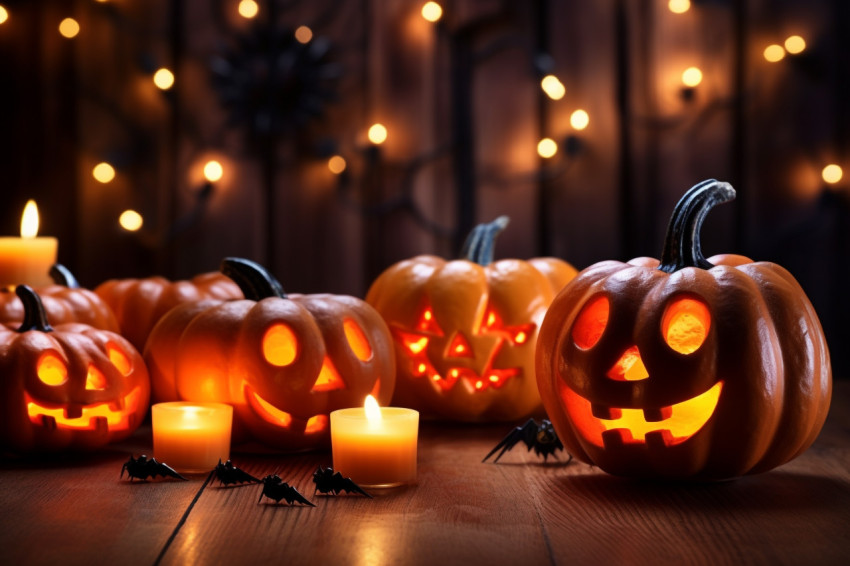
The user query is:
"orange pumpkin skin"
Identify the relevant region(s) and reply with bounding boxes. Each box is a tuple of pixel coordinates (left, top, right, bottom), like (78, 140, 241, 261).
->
(0, 265, 119, 332)
(144, 259, 395, 452)
(0, 286, 150, 453)
(536, 181, 832, 480)
(95, 272, 242, 352)
(366, 217, 577, 422)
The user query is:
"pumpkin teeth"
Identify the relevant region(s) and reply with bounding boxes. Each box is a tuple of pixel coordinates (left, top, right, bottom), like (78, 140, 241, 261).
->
(591, 403, 620, 420)
(642, 407, 673, 422)
(26, 388, 143, 431)
(40, 415, 57, 430)
(65, 404, 84, 420)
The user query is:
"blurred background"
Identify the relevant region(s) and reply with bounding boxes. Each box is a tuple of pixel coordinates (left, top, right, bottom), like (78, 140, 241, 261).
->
(0, 0, 848, 373)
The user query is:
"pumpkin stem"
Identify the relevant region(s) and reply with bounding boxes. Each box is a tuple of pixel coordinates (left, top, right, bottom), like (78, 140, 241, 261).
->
(657, 180, 736, 274)
(220, 257, 287, 300)
(49, 264, 80, 288)
(15, 285, 53, 333)
(460, 216, 510, 266)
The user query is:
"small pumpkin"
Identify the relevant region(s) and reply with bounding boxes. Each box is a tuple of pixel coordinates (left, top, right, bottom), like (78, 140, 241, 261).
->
(536, 180, 832, 480)
(0, 264, 120, 332)
(95, 270, 242, 352)
(144, 258, 395, 452)
(366, 216, 577, 422)
(0, 285, 150, 453)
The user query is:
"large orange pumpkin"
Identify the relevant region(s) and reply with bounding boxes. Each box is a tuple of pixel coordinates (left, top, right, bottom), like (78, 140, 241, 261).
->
(536, 180, 832, 480)
(144, 258, 395, 452)
(95, 270, 241, 352)
(0, 285, 150, 453)
(366, 217, 577, 422)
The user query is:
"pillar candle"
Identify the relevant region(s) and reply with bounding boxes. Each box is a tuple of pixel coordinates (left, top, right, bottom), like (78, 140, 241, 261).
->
(152, 402, 233, 474)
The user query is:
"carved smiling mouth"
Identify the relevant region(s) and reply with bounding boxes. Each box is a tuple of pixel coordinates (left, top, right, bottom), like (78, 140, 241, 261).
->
(245, 386, 328, 434)
(560, 381, 723, 448)
(27, 387, 144, 431)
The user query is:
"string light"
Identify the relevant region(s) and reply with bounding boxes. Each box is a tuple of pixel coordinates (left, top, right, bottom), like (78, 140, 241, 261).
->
(328, 155, 347, 174)
(119, 210, 143, 232)
(203, 160, 224, 183)
(0, 6, 8, 25)
(681, 67, 703, 88)
(763, 44, 785, 63)
(537, 138, 558, 159)
(421, 2, 443, 23)
(153, 68, 175, 90)
(92, 162, 116, 184)
(668, 0, 690, 14)
(540, 75, 566, 100)
(238, 0, 259, 19)
(368, 123, 388, 145)
(784, 35, 806, 54)
(822, 164, 843, 185)
(58, 18, 80, 38)
(570, 109, 589, 130)
(295, 25, 313, 44)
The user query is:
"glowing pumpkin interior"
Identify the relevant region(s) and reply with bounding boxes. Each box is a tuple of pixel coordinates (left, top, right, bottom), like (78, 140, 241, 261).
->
(394, 305, 534, 392)
(563, 295, 722, 447)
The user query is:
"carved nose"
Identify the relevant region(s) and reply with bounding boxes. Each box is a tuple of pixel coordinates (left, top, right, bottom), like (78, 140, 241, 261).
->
(607, 345, 649, 381)
(446, 332, 473, 358)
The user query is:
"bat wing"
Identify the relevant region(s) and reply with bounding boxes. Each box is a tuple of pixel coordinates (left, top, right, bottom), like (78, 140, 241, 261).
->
(482, 419, 535, 462)
(341, 478, 372, 498)
(148, 459, 187, 481)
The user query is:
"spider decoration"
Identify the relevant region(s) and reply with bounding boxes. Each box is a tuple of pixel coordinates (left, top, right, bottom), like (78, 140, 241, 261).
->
(258, 474, 315, 506)
(210, 24, 342, 142)
(208, 459, 261, 487)
(120, 455, 187, 481)
(312, 466, 372, 498)
(482, 418, 570, 464)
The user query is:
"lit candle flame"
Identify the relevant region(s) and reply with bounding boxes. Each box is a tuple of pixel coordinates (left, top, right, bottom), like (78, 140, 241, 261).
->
(365, 394, 382, 424)
(21, 200, 40, 238)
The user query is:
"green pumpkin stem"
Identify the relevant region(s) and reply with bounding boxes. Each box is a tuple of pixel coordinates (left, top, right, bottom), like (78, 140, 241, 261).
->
(220, 257, 287, 300)
(49, 264, 80, 288)
(657, 180, 736, 274)
(15, 285, 53, 333)
(460, 216, 510, 266)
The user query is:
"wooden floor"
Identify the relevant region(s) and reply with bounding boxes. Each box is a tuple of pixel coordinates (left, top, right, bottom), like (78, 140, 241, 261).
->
(2, 382, 849, 566)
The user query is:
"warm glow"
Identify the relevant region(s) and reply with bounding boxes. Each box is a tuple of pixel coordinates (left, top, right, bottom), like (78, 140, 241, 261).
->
(108, 344, 132, 375)
(421, 1, 443, 22)
(153, 68, 175, 90)
(607, 346, 650, 382)
(312, 359, 345, 392)
(86, 366, 108, 391)
(823, 164, 844, 184)
(295, 25, 313, 44)
(365, 394, 382, 424)
(248, 390, 293, 427)
(570, 109, 589, 130)
(572, 295, 609, 349)
(20, 200, 40, 238)
(368, 123, 388, 145)
(203, 160, 224, 182)
(448, 333, 472, 357)
(119, 210, 143, 232)
(784, 35, 806, 54)
(537, 138, 558, 159)
(238, 0, 259, 19)
(328, 155, 347, 174)
(405, 336, 429, 354)
(305, 415, 328, 434)
(515, 331, 527, 344)
(58, 18, 80, 38)
(263, 324, 298, 366)
(763, 44, 786, 63)
(93, 162, 116, 183)
(38, 353, 68, 386)
(663, 297, 710, 354)
(0, 6, 8, 25)
(344, 318, 373, 361)
(681, 66, 703, 87)
(28, 388, 142, 430)
(540, 75, 566, 100)
(668, 0, 690, 14)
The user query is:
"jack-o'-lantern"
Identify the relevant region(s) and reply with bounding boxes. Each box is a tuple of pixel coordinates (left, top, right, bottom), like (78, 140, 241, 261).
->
(94, 270, 242, 352)
(0, 286, 150, 453)
(366, 216, 577, 422)
(0, 264, 120, 332)
(144, 258, 395, 452)
(537, 180, 832, 480)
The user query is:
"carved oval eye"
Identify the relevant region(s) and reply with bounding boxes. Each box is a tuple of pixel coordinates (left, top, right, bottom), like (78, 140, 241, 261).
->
(572, 295, 609, 350)
(263, 324, 298, 366)
(662, 296, 710, 354)
(38, 353, 68, 386)
(107, 343, 132, 376)
(343, 318, 372, 362)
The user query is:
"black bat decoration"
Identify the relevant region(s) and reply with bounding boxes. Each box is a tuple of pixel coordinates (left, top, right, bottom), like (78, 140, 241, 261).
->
(482, 418, 570, 464)
(257, 474, 315, 506)
(208, 459, 261, 487)
(312, 466, 372, 498)
(120, 455, 187, 481)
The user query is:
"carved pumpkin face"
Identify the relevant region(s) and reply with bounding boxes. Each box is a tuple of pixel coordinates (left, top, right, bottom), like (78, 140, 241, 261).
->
(537, 181, 832, 480)
(0, 286, 150, 453)
(144, 259, 395, 452)
(366, 217, 577, 422)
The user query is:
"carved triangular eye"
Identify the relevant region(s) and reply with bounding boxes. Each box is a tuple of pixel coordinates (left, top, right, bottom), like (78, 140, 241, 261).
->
(572, 295, 609, 350)
(416, 307, 444, 335)
(447, 333, 473, 358)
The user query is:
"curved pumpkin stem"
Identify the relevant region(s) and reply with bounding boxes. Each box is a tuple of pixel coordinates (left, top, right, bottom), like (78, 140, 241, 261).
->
(49, 263, 80, 288)
(658, 180, 736, 274)
(220, 257, 287, 300)
(460, 216, 510, 266)
(15, 285, 54, 333)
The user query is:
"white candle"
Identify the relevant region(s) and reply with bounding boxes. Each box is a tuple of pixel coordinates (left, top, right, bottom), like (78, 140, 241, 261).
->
(152, 402, 233, 474)
(331, 396, 419, 488)
(0, 200, 57, 288)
